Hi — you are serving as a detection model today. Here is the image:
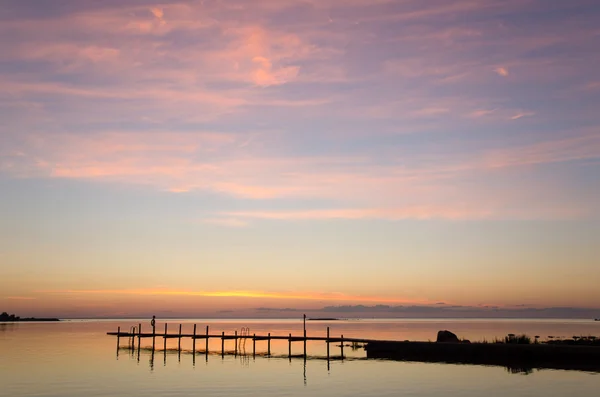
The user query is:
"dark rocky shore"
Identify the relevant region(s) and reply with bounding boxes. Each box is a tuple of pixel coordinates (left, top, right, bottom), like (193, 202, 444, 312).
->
(365, 330, 600, 372)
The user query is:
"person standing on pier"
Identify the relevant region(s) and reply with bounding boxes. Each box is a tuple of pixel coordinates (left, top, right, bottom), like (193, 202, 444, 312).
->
(151, 315, 156, 333)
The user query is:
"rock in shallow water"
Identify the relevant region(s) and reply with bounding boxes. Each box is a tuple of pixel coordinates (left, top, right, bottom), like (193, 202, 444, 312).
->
(436, 330, 460, 343)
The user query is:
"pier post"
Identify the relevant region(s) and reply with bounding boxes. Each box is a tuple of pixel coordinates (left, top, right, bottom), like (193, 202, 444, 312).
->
(192, 324, 197, 354)
(303, 314, 307, 358)
(326, 327, 330, 359)
(235, 330, 238, 356)
(221, 331, 225, 357)
(152, 319, 156, 351)
(288, 333, 292, 358)
(267, 333, 271, 356)
(138, 323, 142, 349)
(152, 322, 156, 351)
(206, 326, 209, 354)
(340, 334, 344, 359)
(303, 330, 307, 358)
(116, 326, 120, 349)
(164, 323, 168, 351)
(178, 324, 182, 352)
(253, 334, 256, 358)
(150, 345, 155, 370)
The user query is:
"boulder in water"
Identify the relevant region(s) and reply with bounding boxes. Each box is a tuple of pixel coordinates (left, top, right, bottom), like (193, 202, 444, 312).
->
(436, 330, 460, 343)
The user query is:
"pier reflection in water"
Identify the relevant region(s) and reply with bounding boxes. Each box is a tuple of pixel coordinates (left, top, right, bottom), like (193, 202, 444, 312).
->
(3, 319, 600, 397)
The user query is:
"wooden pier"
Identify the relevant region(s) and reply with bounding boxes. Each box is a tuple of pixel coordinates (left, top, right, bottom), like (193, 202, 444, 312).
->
(108, 322, 600, 373)
(107, 322, 380, 360)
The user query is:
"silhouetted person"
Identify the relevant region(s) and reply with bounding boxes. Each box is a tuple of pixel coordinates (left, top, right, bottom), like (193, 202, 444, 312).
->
(151, 315, 156, 332)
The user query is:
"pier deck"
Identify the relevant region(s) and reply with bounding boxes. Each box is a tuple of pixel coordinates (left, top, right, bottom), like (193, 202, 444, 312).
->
(108, 323, 361, 360)
(107, 323, 600, 372)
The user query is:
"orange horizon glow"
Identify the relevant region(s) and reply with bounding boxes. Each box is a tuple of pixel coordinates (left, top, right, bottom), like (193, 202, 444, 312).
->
(37, 288, 435, 305)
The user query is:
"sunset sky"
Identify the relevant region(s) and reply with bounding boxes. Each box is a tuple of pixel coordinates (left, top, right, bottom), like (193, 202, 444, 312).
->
(1, 0, 599, 318)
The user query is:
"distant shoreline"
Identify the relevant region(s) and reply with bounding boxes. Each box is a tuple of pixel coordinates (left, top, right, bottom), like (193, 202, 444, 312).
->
(0, 318, 60, 322)
(0, 312, 60, 322)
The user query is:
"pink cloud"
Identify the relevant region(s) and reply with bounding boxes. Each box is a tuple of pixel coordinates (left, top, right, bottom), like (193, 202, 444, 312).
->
(482, 132, 600, 169)
(494, 67, 509, 77)
(510, 111, 535, 120)
(2, 127, 597, 221)
(222, 207, 493, 221)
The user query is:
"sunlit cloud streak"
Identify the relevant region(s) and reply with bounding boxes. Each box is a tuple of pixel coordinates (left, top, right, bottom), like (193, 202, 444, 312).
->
(2, 129, 598, 221)
(40, 289, 429, 305)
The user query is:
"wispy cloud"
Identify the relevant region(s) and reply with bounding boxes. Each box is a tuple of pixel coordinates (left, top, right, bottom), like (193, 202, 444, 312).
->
(253, 304, 600, 319)
(222, 207, 493, 221)
(1, 0, 599, 224)
(511, 111, 535, 120)
(1, 128, 598, 221)
(494, 67, 509, 77)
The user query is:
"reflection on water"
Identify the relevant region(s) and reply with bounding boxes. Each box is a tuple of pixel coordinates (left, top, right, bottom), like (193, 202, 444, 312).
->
(506, 366, 535, 375)
(119, 344, 597, 379)
(0, 322, 18, 332)
(120, 345, 350, 377)
(1, 319, 599, 397)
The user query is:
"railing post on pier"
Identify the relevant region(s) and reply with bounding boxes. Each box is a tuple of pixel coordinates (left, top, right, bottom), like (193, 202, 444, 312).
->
(253, 334, 256, 358)
(138, 323, 142, 350)
(267, 333, 271, 356)
(326, 327, 330, 360)
(178, 324, 182, 352)
(116, 326, 120, 349)
(206, 326, 209, 355)
(340, 334, 344, 359)
(164, 323, 168, 351)
(288, 333, 292, 358)
(192, 324, 197, 354)
(235, 330, 238, 356)
(221, 331, 225, 357)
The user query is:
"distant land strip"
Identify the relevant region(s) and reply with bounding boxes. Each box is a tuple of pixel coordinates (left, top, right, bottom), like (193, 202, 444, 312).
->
(0, 312, 60, 322)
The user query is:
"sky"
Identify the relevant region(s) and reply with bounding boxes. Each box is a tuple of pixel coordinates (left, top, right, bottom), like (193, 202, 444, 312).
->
(1, 0, 599, 318)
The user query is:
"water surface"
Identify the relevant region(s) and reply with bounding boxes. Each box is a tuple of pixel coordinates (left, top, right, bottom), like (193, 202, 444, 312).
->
(1, 318, 598, 396)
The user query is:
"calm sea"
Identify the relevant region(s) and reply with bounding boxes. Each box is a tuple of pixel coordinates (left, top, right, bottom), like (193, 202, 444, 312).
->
(1, 318, 599, 397)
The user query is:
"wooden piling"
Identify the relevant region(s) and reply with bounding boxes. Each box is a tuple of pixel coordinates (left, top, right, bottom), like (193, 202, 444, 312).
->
(221, 331, 225, 357)
(326, 327, 330, 359)
(340, 334, 344, 359)
(253, 333, 256, 357)
(138, 323, 142, 349)
(163, 323, 168, 351)
(131, 326, 136, 350)
(116, 326, 120, 348)
(235, 330, 238, 355)
(303, 329, 307, 358)
(205, 326, 209, 354)
(192, 324, 197, 353)
(288, 333, 292, 358)
(267, 333, 271, 356)
(178, 324, 182, 352)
